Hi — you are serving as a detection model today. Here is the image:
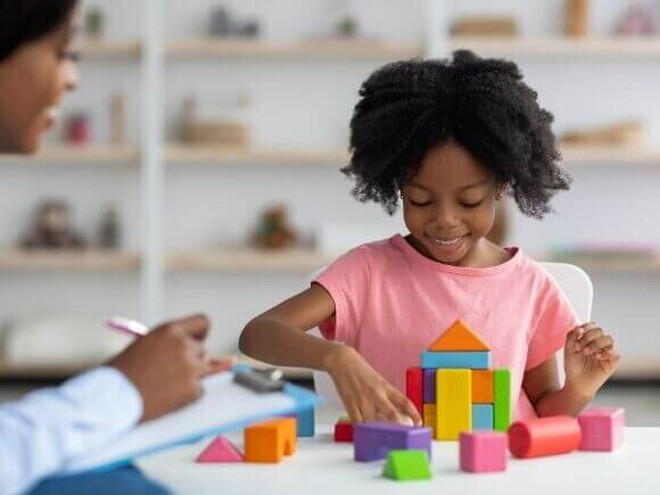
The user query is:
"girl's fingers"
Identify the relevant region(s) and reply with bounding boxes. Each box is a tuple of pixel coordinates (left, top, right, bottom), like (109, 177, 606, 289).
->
(576, 327, 604, 352)
(584, 335, 614, 355)
(389, 390, 423, 426)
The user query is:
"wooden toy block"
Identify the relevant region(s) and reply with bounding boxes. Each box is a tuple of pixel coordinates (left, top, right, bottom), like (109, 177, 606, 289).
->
(354, 422, 432, 462)
(244, 417, 297, 463)
(383, 450, 433, 481)
(196, 435, 243, 463)
(578, 407, 625, 451)
(405, 367, 424, 415)
(493, 369, 511, 431)
(472, 370, 493, 404)
(460, 431, 507, 473)
(508, 416, 581, 459)
(423, 369, 435, 403)
(296, 406, 315, 437)
(334, 418, 354, 442)
(421, 351, 490, 370)
(423, 404, 436, 436)
(428, 319, 490, 351)
(436, 369, 472, 440)
(472, 404, 494, 431)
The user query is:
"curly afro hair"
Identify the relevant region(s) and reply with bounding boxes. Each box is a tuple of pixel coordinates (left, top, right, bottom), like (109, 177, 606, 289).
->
(342, 50, 571, 218)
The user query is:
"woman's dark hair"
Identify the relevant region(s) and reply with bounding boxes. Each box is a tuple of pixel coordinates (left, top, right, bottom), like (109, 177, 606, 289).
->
(342, 50, 571, 218)
(0, 0, 78, 61)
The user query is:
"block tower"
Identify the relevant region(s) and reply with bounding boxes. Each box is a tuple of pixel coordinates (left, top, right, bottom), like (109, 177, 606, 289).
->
(406, 319, 511, 440)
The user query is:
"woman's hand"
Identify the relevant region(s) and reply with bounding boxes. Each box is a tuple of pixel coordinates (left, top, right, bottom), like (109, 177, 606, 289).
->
(564, 322, 620, 398)
(324, 345, 422, 426)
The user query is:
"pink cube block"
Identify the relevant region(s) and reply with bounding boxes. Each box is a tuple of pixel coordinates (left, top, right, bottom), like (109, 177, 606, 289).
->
(578, 407, 625, 451)
(460, 431, 507, 473)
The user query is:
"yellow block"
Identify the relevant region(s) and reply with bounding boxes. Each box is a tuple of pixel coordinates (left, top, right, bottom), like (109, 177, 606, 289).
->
(436, 369, 472, 440)
(423, 404, 436, 436)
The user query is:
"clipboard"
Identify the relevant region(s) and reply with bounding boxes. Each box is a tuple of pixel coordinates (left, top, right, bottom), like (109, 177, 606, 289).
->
(62, 369, 319, 474)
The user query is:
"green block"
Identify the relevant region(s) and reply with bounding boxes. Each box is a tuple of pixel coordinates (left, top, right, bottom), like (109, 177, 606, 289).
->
(383, 450, 432, 481)
(493, 369, 511, 431)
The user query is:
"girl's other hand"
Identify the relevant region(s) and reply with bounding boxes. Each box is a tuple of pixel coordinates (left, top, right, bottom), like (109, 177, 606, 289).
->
(564, 322, 620, 398)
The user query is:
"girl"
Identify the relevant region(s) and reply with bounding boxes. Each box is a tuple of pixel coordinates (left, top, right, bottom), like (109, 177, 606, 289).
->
(239, 51, 620, 425)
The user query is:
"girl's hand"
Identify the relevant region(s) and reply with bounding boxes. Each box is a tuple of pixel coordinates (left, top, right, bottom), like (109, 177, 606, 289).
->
(324, 346, 422, 426)
(564, 322, 620, 398)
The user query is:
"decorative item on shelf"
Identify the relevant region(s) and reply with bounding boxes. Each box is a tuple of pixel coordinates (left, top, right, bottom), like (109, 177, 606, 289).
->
(615, 3, 659, 36)
(208, 5, 261, 38)
(180, 93, 251, 147)
(109, 93, 126, 145)
(84, 6, 105, 39)
(450, 16, 519, 37)
(251, 204, 298, 250)
(97, 204, 121, 249)
(560, 120, 644, 148)
(20, 200, 86, 249)
(64, 112, 92, 146)
(336, 14, 359, 37)
(566, 0, 589, 37)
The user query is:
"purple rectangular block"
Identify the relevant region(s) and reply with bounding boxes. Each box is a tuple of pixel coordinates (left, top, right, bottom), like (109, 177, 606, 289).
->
(354, 422, 433, 462)
(423, 369, 435, 403)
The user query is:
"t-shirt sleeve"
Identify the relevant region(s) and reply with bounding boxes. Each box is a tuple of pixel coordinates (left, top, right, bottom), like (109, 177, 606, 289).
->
(526, 274, 581, 371)
(313, 246, 371, 344)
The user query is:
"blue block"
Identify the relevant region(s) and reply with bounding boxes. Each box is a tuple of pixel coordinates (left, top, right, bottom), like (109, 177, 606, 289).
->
(296, 406, 315, 437)
(472, 404, 494, 430)
(420, 351, 490, 370)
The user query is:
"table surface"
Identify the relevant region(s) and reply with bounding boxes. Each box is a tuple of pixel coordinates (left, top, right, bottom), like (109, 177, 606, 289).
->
(139, 425, 656, 495)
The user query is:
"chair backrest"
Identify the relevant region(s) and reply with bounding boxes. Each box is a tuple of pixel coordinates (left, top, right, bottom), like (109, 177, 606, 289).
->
(310, 262, 594, 411)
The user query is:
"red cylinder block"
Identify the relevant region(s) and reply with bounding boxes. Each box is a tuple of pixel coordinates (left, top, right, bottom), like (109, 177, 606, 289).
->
(508, 416, 581, 459)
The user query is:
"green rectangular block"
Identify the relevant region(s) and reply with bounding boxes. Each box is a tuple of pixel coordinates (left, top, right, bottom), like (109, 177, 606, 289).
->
(383, 450, 432, 481)
(493, 369, 511, 431)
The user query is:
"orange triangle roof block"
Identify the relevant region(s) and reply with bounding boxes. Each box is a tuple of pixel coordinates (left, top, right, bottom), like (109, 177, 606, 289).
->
(428, 319, 490, 351)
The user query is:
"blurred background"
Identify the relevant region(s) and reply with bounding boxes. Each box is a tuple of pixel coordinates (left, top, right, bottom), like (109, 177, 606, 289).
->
(0, 0, 659, 423)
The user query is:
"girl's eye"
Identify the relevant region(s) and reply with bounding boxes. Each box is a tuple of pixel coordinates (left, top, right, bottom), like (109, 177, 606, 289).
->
(409, 199, 432, 207)
(60, 50, 81, 62)
(460, 200, 484, 208)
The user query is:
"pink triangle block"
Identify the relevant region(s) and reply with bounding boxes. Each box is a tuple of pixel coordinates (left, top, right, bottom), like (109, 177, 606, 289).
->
(196, 436, 244, 463)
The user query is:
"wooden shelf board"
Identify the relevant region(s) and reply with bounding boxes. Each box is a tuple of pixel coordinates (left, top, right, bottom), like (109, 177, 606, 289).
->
(77, 39, 142, 58)
(561, 146, 660, 165)
(0, 146, 139, 165)
(166, 145, 349, 164)
(166, 249, 330, 272)
(0, 250, 141, 271)
(167, 38, 423, 59)
(449, 36, 660, 57)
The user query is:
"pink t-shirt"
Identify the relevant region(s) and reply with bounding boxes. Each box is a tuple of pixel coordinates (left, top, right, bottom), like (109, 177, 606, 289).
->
(314, 234, 579, 421)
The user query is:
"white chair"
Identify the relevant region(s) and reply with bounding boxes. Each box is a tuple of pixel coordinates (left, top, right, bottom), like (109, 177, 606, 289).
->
(311, 262, 594, 411)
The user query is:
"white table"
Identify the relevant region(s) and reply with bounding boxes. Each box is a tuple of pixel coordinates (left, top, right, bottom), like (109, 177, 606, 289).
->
(139, 426, 657, 495)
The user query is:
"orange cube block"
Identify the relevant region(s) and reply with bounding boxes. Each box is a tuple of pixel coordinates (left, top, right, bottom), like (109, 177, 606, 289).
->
(244, 417, 297, 463)
(472, 370, 494, 404)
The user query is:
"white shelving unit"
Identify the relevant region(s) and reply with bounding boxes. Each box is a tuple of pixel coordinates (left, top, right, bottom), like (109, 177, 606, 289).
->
(3, 0, 660, 379)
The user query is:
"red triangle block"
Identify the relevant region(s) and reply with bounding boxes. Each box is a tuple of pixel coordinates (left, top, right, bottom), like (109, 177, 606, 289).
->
(196, 435, 244, 463)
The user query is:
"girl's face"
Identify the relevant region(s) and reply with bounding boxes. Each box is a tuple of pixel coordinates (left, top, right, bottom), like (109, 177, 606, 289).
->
(401, 140, 501, 267)
(0, 14, 79, 153)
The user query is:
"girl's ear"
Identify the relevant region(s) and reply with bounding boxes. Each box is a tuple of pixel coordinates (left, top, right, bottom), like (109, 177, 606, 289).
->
(495, 183, 507, 201)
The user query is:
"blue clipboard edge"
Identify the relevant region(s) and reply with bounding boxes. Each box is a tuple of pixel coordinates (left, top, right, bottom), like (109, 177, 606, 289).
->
(67, 369, 321, 475)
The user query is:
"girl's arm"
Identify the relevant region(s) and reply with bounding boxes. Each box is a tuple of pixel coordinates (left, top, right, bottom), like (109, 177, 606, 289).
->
(524, 322, 620, 417)
(239, 284, 422, 425)
(239, 284, 343, 370)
